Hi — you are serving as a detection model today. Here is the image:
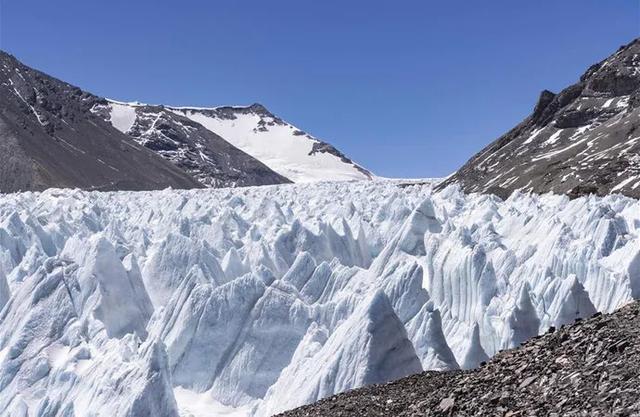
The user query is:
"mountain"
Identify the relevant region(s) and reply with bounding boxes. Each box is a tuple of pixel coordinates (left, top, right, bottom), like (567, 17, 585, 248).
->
(279, 299, 640, 416)
(169, 104, 373, 182)
(0, 179, 637, 416)
(0, 51, 201, 192)
(0, 51, 370, 192)
(439, 38, 640, 199)
(102, 101, 373, 183)
(91, 101, 290, 187)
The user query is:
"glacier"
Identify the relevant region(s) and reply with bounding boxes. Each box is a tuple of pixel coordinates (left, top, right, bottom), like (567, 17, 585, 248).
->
(0, 180, 638, 416)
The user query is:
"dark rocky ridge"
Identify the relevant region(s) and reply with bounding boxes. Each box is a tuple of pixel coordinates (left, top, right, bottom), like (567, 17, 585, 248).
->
(279, 300, 640, 416)
(91, 102, 291, 187)
(439, 38, 640, 199)
(308, 141, 372, 178)
(0, 51, 202, 192)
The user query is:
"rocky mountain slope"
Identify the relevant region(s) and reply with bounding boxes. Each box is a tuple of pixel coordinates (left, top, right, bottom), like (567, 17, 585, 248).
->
(0, 51, 370, 192)
(0, 51, 202, 192)
(280, 299, 640, 416)
(103, 102, 373, 183)
(0, 180, 637, 416)
(91, 101, 290, 187)
(439, 38, 640, 199)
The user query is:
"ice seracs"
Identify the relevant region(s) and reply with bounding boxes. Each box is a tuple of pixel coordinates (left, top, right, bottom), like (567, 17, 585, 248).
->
(460, 323, 490, 370)
(546, 274, 598, 328)
(256, 290, 422, 416)
(61, 234, 153, 339)
(0, 245, 178, 417)
(0, 179, 638, 416)
(505, 283, 540, 348)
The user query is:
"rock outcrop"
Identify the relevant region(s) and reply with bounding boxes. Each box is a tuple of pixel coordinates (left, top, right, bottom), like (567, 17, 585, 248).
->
(439, 38, 640, 199)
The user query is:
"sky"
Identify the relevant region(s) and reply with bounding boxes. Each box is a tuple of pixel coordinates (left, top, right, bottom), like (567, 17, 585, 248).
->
(0, 1, 638, 178)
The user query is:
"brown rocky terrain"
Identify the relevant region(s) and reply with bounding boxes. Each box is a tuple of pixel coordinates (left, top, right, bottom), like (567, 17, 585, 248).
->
(279, 300, 640, 416)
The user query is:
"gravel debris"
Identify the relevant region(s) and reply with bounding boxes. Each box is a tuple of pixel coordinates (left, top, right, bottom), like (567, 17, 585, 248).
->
(279, 300, 640, 416)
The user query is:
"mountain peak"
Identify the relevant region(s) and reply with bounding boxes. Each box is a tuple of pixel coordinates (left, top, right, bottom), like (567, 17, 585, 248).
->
(0, 52, 372, 192)
(439, 37, 640, 199)
(0, 51, 201, 192)
(247, 102, 269, 113)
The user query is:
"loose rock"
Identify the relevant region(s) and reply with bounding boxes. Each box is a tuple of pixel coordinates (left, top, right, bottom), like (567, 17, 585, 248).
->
(279, 301, 640, 416)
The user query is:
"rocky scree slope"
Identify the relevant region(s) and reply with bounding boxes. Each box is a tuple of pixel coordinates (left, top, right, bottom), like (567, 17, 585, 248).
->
(279, 300, 640, 417)
(0, 51, 201, 192)
(439, 38, 640, 199)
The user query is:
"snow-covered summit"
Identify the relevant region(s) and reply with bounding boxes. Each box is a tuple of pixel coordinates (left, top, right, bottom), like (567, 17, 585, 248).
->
(97, 100, 373, 184)
(91, 100, 290, 188)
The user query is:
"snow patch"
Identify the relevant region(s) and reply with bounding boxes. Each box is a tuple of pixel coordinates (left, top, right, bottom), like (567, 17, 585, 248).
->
(108, 101, 138, 133)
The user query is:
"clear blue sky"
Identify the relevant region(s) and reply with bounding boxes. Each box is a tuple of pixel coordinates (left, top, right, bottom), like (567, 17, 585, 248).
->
(1, 1, 638, 178)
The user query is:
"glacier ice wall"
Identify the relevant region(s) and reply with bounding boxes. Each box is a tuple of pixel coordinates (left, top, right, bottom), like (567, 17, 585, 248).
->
(0, 180, 638, 416)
